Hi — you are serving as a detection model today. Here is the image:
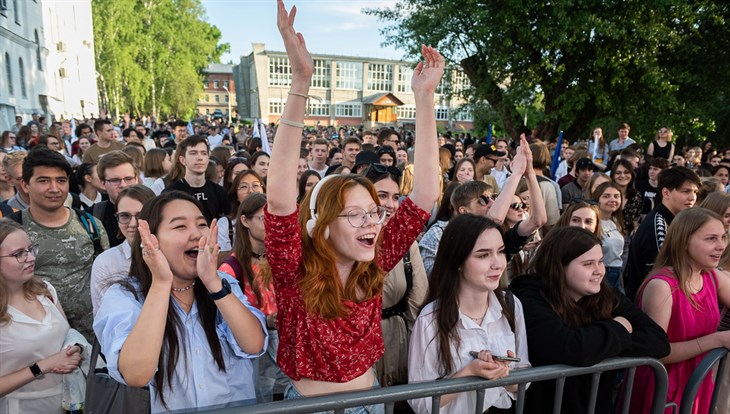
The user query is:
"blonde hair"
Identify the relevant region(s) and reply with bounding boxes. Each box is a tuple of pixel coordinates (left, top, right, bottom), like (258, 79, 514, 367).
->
(0, 219, 50, 325)
(647, 208, 723, 308)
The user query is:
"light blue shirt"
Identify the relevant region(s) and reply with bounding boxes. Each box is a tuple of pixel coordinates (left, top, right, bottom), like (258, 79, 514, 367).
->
(94, 272, 267, 413)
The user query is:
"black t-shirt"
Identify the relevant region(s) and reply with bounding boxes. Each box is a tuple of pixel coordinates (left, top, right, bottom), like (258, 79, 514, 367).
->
(93, 200, 123, 248)
(624, 203, 674, 301)
(634, 179, 658, 214)
(164, 179, 230, 223)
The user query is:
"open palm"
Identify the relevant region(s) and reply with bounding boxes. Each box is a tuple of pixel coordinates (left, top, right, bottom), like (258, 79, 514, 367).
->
(277, 0, 313, 81)
(411, 45, 445, 95)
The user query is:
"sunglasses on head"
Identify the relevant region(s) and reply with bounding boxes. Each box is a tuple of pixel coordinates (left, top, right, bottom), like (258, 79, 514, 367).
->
(478, 195, 495, 205)
(366, 163, 402, 177)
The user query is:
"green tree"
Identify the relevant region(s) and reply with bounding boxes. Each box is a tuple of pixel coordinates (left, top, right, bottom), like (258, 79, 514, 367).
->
(367, 0, 730, 146)
(93, 0, 229, 119)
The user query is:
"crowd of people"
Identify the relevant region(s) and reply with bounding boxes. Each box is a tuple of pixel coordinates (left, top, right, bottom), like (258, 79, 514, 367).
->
(1, 1, 730, 413)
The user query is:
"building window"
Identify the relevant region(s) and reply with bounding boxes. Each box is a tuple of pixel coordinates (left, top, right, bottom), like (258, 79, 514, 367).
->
(0, 0, 7, 12)
(5, 53, 12, 95)
(397, 66, 413, 93)
(34, 30, 42, 71)
(367, 63, 393, 92)
(224, 95, 229, 103)
(223, 80, 229, 88)
(335, 103, 362, 118)
(452, 70, 470, 94)
(13, 0, 20, 23)
(396, 105, 416, 119)
(453, 106, 474, 121)
(214, 80, 219, 88)
(206, 109, 210, 115)
(268, 99, 284, 115)
(268, 56, 292, 86)
(308, 101, 330, 116)
(335, 61, 362, 90)
(214, 95, 219, 103)
(204, 80, 209, 88)
(311, 59, 330, 89)
(205, 94, 209, 102)
(18, 58, 26, 98)
(435, 107, 449, 120)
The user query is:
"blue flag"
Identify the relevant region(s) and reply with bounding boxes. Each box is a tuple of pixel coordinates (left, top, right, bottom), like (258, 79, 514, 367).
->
(550, 131, 564, 180)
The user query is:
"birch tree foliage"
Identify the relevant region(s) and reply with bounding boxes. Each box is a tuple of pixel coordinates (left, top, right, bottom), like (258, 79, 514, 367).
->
(93, 0, 229, 119)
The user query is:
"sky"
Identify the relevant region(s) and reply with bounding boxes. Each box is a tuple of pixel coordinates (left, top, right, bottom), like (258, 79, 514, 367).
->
(200, 0, 406, 63)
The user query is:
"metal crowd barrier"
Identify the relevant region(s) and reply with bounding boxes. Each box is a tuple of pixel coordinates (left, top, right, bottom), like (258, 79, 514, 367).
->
(188, 357, 669, 414)
(679, 348, 729, 414)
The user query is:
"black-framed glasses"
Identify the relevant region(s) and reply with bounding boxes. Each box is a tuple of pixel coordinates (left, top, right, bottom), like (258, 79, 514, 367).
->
(105, 176, 137, 187)
(337, 206, 387, 228)
(115, 212, 141, 224)
(0, 244, 39, 263)
(365, 163, 402, 178)
(509, 202, 527, 210)
(477, 195, 495, 206)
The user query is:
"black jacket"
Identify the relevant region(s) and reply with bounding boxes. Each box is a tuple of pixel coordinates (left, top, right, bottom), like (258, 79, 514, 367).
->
(624, 203, 674, 300)
(509, 274, 669, 414)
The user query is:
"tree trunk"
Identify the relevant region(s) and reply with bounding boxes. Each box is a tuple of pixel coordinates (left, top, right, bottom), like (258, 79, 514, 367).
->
(461, 54, 530, 139)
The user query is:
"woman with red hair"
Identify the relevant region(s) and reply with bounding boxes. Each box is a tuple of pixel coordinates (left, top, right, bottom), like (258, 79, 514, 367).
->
(264, 1, 443, 412)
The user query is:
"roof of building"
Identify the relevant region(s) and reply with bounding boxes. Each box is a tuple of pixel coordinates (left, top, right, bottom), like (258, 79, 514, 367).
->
(204, 63, 234, 74)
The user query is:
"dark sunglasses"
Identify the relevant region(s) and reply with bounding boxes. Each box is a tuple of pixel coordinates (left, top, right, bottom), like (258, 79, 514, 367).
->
(509, 202, 527, 210)
(366, 163, 402, 177)
(478, 195, 495, 206)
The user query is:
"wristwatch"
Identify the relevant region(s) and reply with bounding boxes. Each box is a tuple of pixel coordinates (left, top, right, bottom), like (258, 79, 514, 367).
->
(29, 362, 44, 379)
(209, 278, 232, 301)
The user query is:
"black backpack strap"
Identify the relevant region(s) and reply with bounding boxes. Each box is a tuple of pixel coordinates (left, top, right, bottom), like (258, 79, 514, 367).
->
(224, 255, 244, 285)
(92, 200, 107, 221)
(382, 249, 413, 319)
(228, 218, 234, 244)
(74, 208, 104, 256)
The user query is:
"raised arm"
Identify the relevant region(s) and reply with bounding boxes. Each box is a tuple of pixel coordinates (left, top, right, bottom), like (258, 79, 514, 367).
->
(515, 136, 547, 236)
(267, 0, 314, 216)
(488, 136, 528, 223)
(408, 46, 444, 211)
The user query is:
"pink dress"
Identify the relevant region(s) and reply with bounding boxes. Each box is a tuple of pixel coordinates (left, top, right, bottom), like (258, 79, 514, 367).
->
(629, 269, 720, 414)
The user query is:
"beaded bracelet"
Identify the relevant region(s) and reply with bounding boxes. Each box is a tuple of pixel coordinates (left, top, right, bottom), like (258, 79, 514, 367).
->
(279, 118, 305, 128)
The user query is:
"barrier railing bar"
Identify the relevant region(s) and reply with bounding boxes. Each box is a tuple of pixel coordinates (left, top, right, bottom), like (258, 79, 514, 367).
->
(678, 348, 728, 414)
(552, 377, 565, 414)
(515, 383, 526, 414)
(619, 367, 637, 414)
(586, 372, 602, 414)
(430, 394, 440, 414)
(474, 388, 485, 414)
(188, 357, 668, 414)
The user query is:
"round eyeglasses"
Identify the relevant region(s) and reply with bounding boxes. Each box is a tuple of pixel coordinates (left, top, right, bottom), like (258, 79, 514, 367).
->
(115, 212, 141, 224)
(337, 206, 387, 228)
(0, 243, 39, 263)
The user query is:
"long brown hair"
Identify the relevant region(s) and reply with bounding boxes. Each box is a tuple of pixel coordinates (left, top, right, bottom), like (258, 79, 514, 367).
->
(591, 181, 625, 234)
(125, 191, 225, 409)
(427, 214, 513, 378)
(297, 174, 383, 318)
(528, 226, 617, 328)
(232, 193, 271, 306)
(0, 220, 50, 325)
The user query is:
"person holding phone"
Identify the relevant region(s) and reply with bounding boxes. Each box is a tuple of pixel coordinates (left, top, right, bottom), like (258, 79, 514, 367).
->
(510, 226, 669, 414)
(408, 214, 529, 414)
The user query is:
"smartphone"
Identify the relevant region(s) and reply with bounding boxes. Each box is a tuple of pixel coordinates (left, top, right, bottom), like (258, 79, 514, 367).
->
(469, 351, 521, 363)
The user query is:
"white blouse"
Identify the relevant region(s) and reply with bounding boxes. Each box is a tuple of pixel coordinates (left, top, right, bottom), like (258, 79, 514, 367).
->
(0, 282, 69, 414)
(408, 291, 530, 414)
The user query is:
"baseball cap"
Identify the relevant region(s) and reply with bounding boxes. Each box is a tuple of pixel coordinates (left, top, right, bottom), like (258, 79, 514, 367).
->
(474, 144, 506, 161)
(354, 151, 379, 171)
